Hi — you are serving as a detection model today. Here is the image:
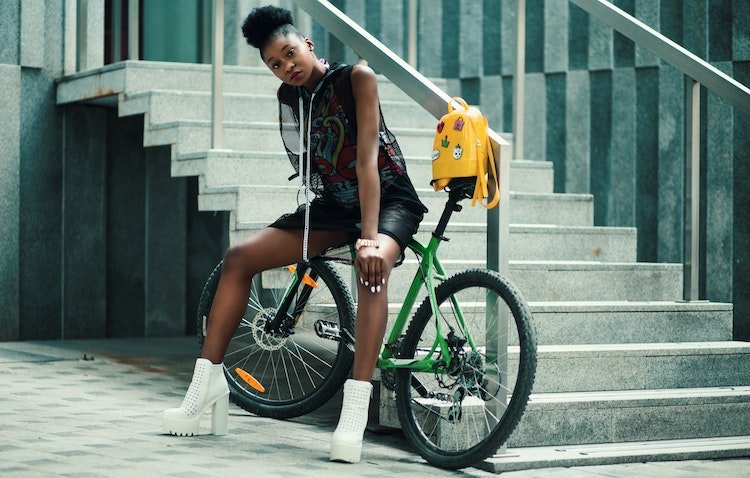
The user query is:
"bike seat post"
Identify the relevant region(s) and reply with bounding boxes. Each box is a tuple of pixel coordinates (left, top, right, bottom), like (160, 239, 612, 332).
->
(434, 182, 470, 239)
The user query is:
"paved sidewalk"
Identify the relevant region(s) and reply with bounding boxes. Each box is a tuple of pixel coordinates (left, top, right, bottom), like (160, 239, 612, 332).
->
(0, 337, 748, 477)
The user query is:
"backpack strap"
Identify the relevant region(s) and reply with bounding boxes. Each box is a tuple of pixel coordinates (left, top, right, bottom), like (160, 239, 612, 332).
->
(471, 133, 500, 209)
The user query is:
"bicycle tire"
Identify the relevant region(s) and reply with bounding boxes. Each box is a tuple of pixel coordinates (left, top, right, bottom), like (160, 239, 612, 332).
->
(394, 269, 537, 469)
(197, 259, 355, 419)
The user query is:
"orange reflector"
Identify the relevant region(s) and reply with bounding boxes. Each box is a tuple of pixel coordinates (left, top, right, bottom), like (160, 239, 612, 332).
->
(235, 368, 266, 393)
(287, 265, 318, 288)
(302, 275, 318, 288)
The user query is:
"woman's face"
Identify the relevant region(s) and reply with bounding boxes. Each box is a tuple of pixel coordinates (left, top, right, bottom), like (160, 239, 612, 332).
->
(262, 34, 323, 89)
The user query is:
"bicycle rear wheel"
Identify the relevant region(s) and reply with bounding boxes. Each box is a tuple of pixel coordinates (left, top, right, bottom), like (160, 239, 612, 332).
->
(197, 259, 355, 419)
(395, 269, 537, 469)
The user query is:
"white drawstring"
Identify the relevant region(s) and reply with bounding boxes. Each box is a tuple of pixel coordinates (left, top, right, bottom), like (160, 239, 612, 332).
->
(298, 93, 315, 263)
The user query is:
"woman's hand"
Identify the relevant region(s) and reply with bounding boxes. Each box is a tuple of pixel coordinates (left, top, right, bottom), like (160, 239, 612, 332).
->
(356, 246, 385, 294)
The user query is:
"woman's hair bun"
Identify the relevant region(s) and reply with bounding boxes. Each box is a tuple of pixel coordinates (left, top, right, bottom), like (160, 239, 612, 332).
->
(241, 5, 295, 49)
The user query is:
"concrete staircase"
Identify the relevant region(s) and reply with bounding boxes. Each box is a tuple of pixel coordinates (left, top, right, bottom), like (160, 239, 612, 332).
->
(56, 60, 750, 472)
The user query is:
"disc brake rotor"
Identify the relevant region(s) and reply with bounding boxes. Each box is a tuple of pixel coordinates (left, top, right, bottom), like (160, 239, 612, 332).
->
(249, 308, 289, 351)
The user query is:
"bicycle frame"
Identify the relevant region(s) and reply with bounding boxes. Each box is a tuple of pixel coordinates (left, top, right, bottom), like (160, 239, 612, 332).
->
(377, 186, 475, 374)
(265, 181, 479, 375)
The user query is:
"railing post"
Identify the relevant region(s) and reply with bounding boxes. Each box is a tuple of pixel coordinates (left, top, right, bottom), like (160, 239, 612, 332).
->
(128, 0, 139, 60)
(512, 0, 526, 160)
(211, 0, 224, 149)
(486, 135, 512, 455)
(683, 79, 701, 301)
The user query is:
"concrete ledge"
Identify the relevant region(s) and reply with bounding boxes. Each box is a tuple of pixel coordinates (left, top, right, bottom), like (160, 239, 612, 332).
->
(478, 436, 750, 473)
(56, 60, 448, 104)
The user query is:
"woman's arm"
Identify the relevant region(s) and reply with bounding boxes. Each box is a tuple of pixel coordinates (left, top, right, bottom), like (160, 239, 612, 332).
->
(351, 64, 383, 288)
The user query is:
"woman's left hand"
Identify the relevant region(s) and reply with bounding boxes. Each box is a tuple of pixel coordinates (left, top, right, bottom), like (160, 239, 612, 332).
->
(356, 246, 385, 294)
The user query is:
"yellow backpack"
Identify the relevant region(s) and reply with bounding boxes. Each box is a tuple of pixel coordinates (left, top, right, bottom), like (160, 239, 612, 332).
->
(431, 97, 499, 208)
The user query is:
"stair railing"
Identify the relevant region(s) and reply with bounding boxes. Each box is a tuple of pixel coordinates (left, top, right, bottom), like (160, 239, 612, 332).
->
(512, 0, 750, 302)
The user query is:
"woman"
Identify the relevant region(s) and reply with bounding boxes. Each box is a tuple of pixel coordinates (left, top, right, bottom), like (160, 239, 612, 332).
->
(162, 5, 426, 464)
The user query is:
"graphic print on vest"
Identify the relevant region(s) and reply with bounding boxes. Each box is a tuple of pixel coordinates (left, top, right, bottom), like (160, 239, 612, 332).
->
(309, 89, 404, 208)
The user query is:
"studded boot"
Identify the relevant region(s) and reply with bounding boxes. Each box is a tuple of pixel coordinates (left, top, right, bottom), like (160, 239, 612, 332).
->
(330, 379, 373, 463)
(162, 358, 229, 436)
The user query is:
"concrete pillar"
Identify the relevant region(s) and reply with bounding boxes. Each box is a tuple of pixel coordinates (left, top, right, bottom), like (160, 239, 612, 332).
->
(0, 65, 21, 340)
(106, 113, 146, 337)
(440, 0, 459, 78)
(544, 0, 568, 74)
(613, 0, 634, 68)
(610, 68, 637, 227)
(635, 66, 659, 261)
(418, 0, 442, 78)
(144, 147, 187, 337)
(20, 0, 45, 68)
(380, 0, 404, 59)
(459, 0, 483, 78)
(501, 0, 517, 76)
(524, 73, 546, 160)
(568, 2, 589, 70)
(734, 0, 750, 61)
(656, 64, 684, 263)
(589, 70, 612, 225)
(62, 105, 107, 338)
(526, 0, 544, 73)
(706, 62, 734, 304)
(588, 4, 613, 71)
(732, 61, 750, 340)
(545, 72, 566, 192)
(0, 0, 21, 65)
(634, 0, 659, 67)
(565, 70, 590, 193)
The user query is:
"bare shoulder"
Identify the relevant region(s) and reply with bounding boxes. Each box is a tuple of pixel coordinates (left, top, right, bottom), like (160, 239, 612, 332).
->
(351, 64, 378, 93)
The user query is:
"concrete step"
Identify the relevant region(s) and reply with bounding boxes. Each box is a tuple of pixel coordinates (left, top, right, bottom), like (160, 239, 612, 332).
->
(527, 301, 733, 344)
(143, 120, 436, 159)
(374, 260, 682, 303)
(412, 223, 637, 262)
(232, 220, 636, 262)
(477, 436, 750, 474)
(179, 150, 553, 195)
(378, 386, 750, 448)
(206, 186, 590, 227)
(256, 259, 682, 303)
(532, 341, 750, 393)
(56, 60, 448, 105)
(510, 386, 750, 447)
(373, 301, 732, 345)
(120, 89, 440, 130)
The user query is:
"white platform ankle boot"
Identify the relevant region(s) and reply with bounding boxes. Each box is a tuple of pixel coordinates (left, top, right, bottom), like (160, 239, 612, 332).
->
(330, 379, 373, 463)
(162, 358, 229, 436)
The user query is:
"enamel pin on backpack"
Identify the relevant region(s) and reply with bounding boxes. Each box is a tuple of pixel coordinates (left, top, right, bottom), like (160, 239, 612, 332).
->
(431, 97, 500, 208)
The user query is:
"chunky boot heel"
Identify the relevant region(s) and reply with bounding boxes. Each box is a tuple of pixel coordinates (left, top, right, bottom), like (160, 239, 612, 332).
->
(211, 393, 229, 436)
(330, 379, 373, 463)
(162, 358, 230, 436)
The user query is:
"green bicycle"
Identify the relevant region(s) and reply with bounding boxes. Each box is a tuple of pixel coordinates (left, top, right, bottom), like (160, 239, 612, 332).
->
(197, 179, 537, 469)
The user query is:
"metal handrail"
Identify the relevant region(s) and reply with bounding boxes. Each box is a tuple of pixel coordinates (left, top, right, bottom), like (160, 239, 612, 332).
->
(512, 0, 750, 302)
(291, 0, 512, 279)
(571, 0, 750, 113)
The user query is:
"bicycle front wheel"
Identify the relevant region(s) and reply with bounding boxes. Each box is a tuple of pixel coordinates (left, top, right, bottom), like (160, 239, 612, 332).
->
(395, 269, 537, 469)
(197, 259, 355, 419)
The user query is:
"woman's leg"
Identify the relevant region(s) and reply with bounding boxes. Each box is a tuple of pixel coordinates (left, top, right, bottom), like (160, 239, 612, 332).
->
(330, 233, 401, 462)
(201, 227, 348, 364)
(351, 233, 402, 381)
